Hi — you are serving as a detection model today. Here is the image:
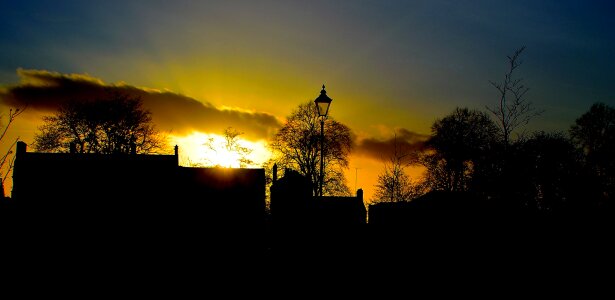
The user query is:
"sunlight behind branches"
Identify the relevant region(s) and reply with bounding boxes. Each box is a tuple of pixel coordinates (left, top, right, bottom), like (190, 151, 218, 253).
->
(170, 131, 270, 168)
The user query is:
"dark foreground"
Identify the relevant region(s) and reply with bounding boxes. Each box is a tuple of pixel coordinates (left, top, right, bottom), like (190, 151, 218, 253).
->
(2, 197, 613, 276)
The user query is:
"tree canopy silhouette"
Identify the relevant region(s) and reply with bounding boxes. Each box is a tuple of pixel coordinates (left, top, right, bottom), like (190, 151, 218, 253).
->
(570, 103, 615, 167)
(510, 132, 582, 211)
(34, 93, 164, 154)
(570, 102, 615, 206)
(270, 101, 353, 196)
(423, 107, 498, 192)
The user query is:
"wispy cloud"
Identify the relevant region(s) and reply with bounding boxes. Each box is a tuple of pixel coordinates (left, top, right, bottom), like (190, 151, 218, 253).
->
(0, 69, 282, 139)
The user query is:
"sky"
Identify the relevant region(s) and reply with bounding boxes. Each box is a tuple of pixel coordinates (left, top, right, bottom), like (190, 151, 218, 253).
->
(1, 0, 614, 201)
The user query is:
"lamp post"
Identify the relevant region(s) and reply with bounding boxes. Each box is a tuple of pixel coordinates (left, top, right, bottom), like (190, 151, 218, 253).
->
(314, 84, 332, 197)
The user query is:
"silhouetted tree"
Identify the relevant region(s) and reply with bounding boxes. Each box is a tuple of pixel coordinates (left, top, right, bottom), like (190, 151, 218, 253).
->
(487, 46, 541, 146)
(570, 102, 615, 169)
(570, 102, 615, 206)
(270, 101, 353, 196)
(1, 107, 25, 197)
(510, 132, 583, 212)
(204, 127, 254, 167)
(372, 132, 425, 203)
(34, 93, 164, 154)
(423, 107, 498, 192)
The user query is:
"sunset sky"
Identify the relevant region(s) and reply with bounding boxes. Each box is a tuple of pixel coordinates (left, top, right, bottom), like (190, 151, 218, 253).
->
(1, 0, 614, 201)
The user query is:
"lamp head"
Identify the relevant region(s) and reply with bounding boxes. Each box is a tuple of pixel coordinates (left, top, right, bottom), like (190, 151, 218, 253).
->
(314, 84, 332, 117)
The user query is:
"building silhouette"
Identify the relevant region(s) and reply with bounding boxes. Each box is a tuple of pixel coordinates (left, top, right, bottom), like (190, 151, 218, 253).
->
(6, 141, 266, 260)
(270, 168, 366, 256)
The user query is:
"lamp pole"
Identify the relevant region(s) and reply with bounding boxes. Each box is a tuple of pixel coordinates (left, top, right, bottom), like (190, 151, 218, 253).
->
(314, 84, 332, 197)
(320, 116, 324, 197)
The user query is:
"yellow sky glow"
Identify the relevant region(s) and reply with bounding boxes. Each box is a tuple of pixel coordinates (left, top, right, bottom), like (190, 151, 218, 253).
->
(170, 131, 270, 169)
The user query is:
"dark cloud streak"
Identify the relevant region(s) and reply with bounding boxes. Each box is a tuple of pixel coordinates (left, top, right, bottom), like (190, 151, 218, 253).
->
(355, 128, 428, 161)
(0, 69, 281, 139)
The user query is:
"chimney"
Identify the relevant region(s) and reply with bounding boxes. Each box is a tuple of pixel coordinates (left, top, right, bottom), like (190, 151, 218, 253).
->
(16, 141, 27, 155)
(272, 163, 278, 183)
(357, 188, 363, 201)
(174, 145, 179, 166)
(69, 142, 77, 154)
(130, 142, 137, 155)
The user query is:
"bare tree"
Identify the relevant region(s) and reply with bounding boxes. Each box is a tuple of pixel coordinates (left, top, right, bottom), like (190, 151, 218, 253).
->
(270, 101, 353, 196)
(487, 46, 541, 146)
(372, 132, 425, 203)
(204, 127, 254, 168)
(1, 107, 25, 197)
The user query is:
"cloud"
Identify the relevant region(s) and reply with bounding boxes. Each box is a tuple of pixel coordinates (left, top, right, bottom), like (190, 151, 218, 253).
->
(0, 69, 282, 139)
(355, 128, 429, 161)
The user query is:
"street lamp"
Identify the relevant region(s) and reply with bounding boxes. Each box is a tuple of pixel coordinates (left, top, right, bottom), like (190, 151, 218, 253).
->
(314, 84, 332, 197)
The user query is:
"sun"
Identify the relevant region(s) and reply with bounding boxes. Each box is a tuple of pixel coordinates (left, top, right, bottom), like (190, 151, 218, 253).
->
(213, 148, 242, 168)
(170, 131, 270, 168)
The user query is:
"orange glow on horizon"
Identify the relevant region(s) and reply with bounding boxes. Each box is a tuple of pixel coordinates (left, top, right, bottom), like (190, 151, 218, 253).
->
(170, 131, 426, 202)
